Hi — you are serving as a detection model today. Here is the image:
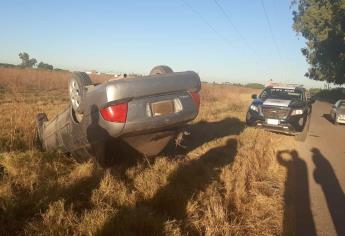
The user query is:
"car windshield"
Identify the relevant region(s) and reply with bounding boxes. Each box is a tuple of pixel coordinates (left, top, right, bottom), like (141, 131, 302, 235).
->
(259, 88, 304, 101)
(339, 101, 345, 108)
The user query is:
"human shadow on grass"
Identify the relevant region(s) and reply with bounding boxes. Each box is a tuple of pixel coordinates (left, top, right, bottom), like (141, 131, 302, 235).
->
(0, 157, 104, 235)
(163, 117, 244, 156)
(277, 150, 316, 236)
(100, 138, 238, 235)
(312, 148, 345, 236)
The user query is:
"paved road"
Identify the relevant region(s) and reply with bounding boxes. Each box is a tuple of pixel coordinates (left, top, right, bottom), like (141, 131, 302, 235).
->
(293, 101, 345, 236)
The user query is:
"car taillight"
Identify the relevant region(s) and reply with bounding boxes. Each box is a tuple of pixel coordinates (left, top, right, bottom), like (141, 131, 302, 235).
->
(100, 103, 128, 123)
(190, 91, 200, 110)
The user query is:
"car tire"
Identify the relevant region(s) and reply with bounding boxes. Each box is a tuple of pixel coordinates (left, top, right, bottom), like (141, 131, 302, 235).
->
(333, 114, 339, 125)
(245, 111, 255, 126)
(149, 65, 173, 75)
(69, 72, 92, 113)
(295, 115, 310, 142)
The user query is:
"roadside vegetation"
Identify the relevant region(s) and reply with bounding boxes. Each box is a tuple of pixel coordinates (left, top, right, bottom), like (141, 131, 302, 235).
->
(312, 87, 345, 103)
(0, 68, 287, 235)
(292, 0, 345, 85)
(1, 52, 56, 71)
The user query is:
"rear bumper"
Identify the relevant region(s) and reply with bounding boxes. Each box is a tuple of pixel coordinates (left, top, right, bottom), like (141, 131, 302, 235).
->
(122, 91, 197, 136)
(92, 91, 198, 138)
(88, 92, 193, 155)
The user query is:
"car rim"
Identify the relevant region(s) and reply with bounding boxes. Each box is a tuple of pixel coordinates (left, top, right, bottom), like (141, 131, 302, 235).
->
(70, 80, 81, 109)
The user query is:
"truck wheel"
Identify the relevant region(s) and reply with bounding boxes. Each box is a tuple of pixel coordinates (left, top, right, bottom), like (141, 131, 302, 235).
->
(295, 115, 310, 142)
(245, 111, 254, 126)
(69, 72, 92, 113)
(149, 65, 173, 75)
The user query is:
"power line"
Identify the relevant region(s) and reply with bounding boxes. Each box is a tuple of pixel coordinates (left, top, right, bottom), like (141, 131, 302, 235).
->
(180, 0, 233, 47)
(213, 0, 263, 65)
(260, 0, 283, 61)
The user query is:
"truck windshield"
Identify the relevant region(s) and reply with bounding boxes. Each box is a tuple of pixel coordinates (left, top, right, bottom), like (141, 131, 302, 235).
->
(259, 88, 304, 101)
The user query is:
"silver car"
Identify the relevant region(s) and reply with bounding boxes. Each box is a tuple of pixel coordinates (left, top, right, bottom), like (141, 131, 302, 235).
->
(36, 65, 201, 167)
(330, 99, 345, 124)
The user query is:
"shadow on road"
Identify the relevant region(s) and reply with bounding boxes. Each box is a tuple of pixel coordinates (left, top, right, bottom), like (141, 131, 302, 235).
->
(0, 160, 104, 235)
(322, 113, 345, 126)
(322, 113, 334, 124)
(312, 148, 345, 236)
(277, 150, 316, 236)
(100, 138, 238, 235)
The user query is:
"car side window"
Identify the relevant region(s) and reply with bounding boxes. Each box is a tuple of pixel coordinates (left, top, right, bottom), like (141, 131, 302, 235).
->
(260, 90, 269, 100)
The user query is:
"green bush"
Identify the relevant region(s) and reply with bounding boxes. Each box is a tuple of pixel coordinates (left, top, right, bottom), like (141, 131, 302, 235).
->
(315, 88, 345, 102)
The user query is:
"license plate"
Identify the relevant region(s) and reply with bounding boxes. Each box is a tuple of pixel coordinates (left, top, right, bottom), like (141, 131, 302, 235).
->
(151, 100, 174, 117)
(266, 119, 279, 125)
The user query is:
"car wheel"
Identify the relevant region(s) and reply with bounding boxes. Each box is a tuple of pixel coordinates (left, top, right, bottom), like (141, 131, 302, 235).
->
(149, 65, 173, 75)
(295, 115, 310, 142)
(333, 114, 339, 125)
(69, 72, 92, 113)
(245, 111, 254, 126)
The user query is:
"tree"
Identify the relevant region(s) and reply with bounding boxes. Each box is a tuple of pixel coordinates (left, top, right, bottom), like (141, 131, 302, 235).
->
(18, 52, 37, 68)
(292, 0, 345, 84)
(37, 62, 53, 70)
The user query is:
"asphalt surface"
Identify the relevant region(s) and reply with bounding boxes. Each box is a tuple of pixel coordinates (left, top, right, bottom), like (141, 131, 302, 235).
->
(293, 101, 345, 236)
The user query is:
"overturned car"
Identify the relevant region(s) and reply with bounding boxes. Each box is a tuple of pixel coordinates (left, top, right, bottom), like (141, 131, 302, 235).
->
(36, 66, 201, 166)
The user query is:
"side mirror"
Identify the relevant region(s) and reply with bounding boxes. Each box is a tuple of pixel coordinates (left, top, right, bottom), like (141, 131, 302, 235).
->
(252, 94, 257, 99)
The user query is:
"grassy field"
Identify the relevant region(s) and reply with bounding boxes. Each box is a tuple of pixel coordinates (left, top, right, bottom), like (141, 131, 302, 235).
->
(0, 68, 288, 235)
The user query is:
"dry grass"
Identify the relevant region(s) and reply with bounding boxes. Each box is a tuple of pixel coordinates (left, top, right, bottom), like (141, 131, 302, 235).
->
(0, 68, 287, 235)
(0, 67, 114, 93)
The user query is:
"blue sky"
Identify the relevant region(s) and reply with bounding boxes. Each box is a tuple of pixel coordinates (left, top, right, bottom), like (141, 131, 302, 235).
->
(0, 0, 326, 88)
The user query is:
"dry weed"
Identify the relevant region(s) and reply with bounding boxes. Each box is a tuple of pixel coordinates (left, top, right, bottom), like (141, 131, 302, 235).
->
(0, 68, 286, 235)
